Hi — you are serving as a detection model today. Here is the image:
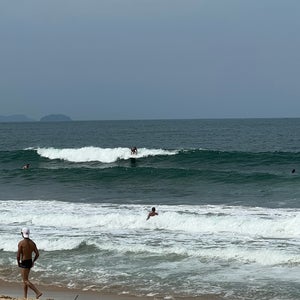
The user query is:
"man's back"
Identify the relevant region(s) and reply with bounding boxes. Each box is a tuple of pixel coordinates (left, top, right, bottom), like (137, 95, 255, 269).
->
(18, 239, 38, 260)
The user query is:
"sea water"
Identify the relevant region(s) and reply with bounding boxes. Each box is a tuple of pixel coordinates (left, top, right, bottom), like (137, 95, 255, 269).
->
(1, 119, 300, 299)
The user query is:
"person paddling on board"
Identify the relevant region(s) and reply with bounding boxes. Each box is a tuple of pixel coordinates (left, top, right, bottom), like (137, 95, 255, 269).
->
(147, 207, 158, 220)
(131, 147, 138, 155)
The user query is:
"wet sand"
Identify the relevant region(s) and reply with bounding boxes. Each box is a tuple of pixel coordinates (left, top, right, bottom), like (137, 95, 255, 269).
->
(0, 280, 222, 300)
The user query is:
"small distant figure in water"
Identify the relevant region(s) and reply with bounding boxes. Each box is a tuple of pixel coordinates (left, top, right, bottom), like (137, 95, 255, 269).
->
(131, 147, 138, 155)
(292, 169, 296, 174)
(22, 164, 30, 169)
(147, 207, 158, 220)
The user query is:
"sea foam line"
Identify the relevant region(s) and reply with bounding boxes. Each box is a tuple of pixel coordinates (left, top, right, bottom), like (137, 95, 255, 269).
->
(2, 201, 300, 238)
(35, 147, 178, 163)
(2, 200, 300, 266)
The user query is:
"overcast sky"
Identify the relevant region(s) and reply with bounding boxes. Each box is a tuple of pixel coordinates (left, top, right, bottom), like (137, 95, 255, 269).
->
(1, 0, 300, 120)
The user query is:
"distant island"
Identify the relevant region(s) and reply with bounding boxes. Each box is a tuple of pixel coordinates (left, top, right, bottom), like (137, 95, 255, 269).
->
(0, 114, 72, 122)
(0, 114, 35, 122)
(40, 114, 72, 122)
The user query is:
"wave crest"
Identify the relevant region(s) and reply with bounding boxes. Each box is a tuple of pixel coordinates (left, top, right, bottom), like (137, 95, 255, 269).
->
(36, 147, 178, 163)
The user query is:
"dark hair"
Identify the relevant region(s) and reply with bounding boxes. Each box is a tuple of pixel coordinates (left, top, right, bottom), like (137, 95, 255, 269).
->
(152, 207, 156, 212)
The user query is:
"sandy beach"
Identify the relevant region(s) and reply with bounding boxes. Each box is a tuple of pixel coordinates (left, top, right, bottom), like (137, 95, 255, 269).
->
(0, 280, 140, 300)
(0, 280, 222, 300)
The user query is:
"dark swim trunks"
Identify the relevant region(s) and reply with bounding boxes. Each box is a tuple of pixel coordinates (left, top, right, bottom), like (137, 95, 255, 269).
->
(19, 259, 33, 269)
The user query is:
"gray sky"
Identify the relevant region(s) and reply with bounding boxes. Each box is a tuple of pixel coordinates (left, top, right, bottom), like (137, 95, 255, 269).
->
(1, 0, 300, 120)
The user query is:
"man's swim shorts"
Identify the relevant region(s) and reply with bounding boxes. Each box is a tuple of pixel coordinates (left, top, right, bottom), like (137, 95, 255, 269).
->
(19, 259, 33, 269)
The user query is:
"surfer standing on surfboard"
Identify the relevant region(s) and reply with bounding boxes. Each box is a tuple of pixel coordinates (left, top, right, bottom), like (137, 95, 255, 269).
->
(131, 147, 138, 155)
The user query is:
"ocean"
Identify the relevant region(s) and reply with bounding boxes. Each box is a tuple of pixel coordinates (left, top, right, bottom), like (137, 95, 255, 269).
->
(1, 118, 300, 299)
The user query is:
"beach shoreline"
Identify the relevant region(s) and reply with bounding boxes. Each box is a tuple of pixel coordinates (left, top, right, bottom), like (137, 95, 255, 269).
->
(3, 119, 300, 299)
(0, 279, 223, 300)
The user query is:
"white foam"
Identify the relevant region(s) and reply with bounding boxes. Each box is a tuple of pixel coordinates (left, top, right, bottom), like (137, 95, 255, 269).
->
(2, 200, 300, 266)
(35, 147, 178, 163)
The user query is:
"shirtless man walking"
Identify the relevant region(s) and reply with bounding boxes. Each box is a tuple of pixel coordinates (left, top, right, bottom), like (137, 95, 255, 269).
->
(17, 227, 42, 299)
